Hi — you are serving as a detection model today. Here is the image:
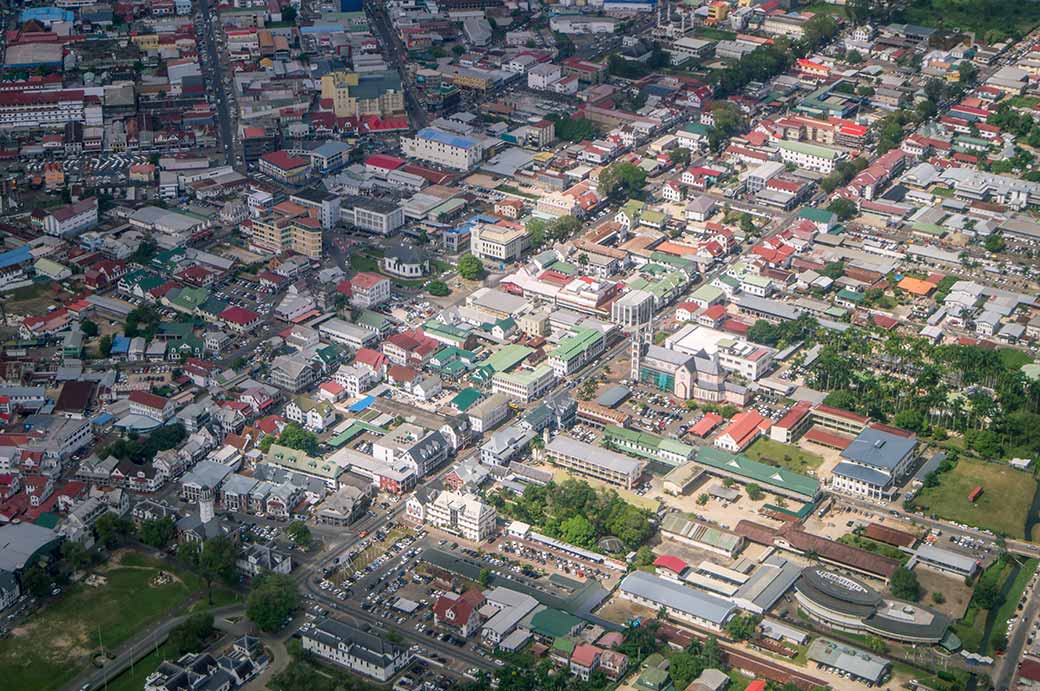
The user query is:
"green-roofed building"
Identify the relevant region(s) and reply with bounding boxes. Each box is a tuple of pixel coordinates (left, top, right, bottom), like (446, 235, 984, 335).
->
(690, 284, 724, 307)
(798, 207, 837, 228)
(423, 320, 474, 349)
(485, 344, 534, 373)
(528, 608, 581, 640)
(695, 446, 820, 501)
(166, 286, 210, 314)
(157, 321, 194, 341)
(549, 328, 604, 376)
(451, 387, 484, 412)
(199, 296, 229, 320)
(648, 251, 697, 277)
(356, 309, 394, 336)
(836, 288, 864, 306)
(430, 346, 477, 369)
(604, 425, 695, 466)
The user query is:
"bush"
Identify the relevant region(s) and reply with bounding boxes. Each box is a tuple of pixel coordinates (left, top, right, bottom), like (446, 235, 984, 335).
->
(427, 280, 450, 296)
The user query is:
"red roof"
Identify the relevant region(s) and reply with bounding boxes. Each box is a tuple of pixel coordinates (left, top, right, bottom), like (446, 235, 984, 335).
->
(355, 348, 387, 371)
(571, 644, 602, 668)
(128, 390, 170, 410)
(746, 681, 768, 691)
(804, 426, 853, 450)
(220, 306, 260, 325)
(365, 154, 406, 170)
(351, 272, 386, 290)
(260, 150, 309, 171)
(774, 400, 811, 430)
(690, 412, 723, 437)
(653, 554, 688, 574)
(814, 404, 869, 424)
(720, 411, 770, 449)
(703, 304, 727, 320)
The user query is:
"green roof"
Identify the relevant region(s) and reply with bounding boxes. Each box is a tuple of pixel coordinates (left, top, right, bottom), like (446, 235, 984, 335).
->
(529, 608, 581, 638)
(837, 288, 864, 303)
(158, 321, 193, 339)
(778, 140, 841, 160)
(691, 284, 723, 304)
(550, 328, 602, 363)
(604, 425, 695, 463)
(168, 286, 209, 312)
(798, 207, 837, 224)
(912, 221, 946, 236)
(356, 309, 391, 330)
(485, 344, 534, 373)
(451, 387, 484, 411)
(493, 363, 554, 387)
(649, 251, 697, 274)
(695, 446, 820, 499)
(423, 320, 471, 346)
(267, 444, 341, 480)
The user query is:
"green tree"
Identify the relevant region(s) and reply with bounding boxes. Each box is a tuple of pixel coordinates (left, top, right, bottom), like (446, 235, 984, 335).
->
(427, 280, 450, 297)
(94, 512, 134, 549)
(932, 591, 946, 604)
(97, 334, 113, 358)
(168, 613, 214, 656)
(80, 320, 99, 338)
(60, 540, 92, 571)
(277, 423, 320, 456)
(139, 516, 177, 549)
(889, 566, 921, 601)
(281, 5, 297, 22)
(452, 45, 466, 56)
(745, 483, 764, 501)
(247, 571, 300, 632)
(598, 161, 648, 200)
(457, 253, 485, 281)
(740, 213, 756, 235)
(669, 147, 692, 168)
(22, 565, 50, 597)
(827, 198, 857, 221)
(846, 49, 863, 64)
(286, 521, 312, 548)
(725, 614, 760, 641)
(633, 545, 655, 567)
(560, 515, 596, 547)
(479, 567, 493, 586)
(181, 536, 239, 604)
(696, 493, 709, 506)
(984, 232, 1006, 253)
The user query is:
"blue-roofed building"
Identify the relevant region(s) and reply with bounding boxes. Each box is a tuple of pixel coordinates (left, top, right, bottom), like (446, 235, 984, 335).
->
(403, 128, 484, 171)
(19, 7, 74, 25)
(110, 335, 131, 356)
(441, 214, 498, 253)
(309, 140, 352, 174)
(832, 428, 918, 500)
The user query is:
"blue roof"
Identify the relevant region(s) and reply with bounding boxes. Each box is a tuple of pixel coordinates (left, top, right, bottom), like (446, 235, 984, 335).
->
(840, 428, 917, 471)
(445, 214, 498, 235)
(110, 335, 131, 354)
(20, 7, 74, 22)
(348, 395, 376, 412)
(832, 462, 892, 488)
(0, 245, 32, 270)
(417, 128, 478, 150)
(313, 141, 351, 158)
(92, 412, 115, 425)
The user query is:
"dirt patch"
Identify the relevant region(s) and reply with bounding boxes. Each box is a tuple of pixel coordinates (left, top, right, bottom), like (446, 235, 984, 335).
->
(914, 568, 973, 619)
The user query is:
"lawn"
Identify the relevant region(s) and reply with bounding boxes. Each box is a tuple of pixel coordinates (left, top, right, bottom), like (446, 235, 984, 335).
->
(1009, 95, 1040, 109)
(903, 0, 1040, 42)
(800, 2, 848, 17)
(101, 647, 166, 691)
(952, 557, 1013, 652)
(931, 186, 954, 198)
(349, 254, 380, 273)
(695, 27, 737, 40)
(744, 437, 824, 473)
(912, 458, 1036, 538)
(997, 347, 1033, 371)
(0, 552, 200, 691)
(728, 669, 756, 691)
(985, 557, 1039, 654)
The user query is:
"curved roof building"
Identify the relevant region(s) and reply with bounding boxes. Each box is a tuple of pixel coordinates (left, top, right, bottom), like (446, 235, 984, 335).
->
(794, 567, 950, 644)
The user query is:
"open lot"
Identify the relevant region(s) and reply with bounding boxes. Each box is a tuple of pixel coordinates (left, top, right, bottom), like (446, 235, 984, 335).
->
(744, 437, 824, 474)
(912, 458, 1036, 538)
(0, 551, 211, 691)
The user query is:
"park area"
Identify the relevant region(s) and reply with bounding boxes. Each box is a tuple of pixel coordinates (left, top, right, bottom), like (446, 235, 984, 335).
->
(0, 551, 231, 691)
(912, 458, 1036, 538)
(744, 437, 824, 474)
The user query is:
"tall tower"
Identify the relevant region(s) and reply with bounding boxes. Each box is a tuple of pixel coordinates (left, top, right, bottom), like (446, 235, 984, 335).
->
(199, 484, 214, 524)
(630, 327, 647, 382)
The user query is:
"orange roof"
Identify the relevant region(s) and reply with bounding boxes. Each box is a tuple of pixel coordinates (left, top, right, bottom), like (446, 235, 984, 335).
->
(896, 276, 936, 296)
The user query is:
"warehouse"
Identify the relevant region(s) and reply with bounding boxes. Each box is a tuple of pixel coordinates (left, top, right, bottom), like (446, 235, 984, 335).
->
(618, 571, 736, 632)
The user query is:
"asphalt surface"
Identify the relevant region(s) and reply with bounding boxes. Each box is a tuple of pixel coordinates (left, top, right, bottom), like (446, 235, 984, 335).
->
(197, 0, 236, 167)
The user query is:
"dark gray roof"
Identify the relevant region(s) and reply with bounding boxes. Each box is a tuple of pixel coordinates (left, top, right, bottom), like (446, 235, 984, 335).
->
(302, 618, 405, 667)
(384, 242, 428, 265)
(840, 429, 916, 471)
(833, 462, 892, 488)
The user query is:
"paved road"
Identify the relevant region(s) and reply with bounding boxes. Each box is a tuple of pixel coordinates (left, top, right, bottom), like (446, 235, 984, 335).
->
(996, 567, 1040, 691)
(66, 604, 243, 691)
(196, 0, 236, 167)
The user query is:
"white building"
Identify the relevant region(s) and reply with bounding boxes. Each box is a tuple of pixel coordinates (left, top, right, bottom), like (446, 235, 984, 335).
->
(299, 618, 412, 682)
(528, 63, 562, 90)
(408, 489, 497, 541)
(402, 127, 483, 171)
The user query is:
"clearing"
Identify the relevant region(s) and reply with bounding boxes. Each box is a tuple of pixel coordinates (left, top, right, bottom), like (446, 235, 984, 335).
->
(912, 458, 1036, 538)
(744, 437, 824, 473)
(0, 551, 204, 691)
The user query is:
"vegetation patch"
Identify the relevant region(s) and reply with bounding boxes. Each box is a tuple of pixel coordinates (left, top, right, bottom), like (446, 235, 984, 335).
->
(912, 458, 1036, 538)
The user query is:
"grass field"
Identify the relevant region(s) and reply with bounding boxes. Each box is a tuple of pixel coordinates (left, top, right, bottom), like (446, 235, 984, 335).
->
(800, 2, 848, 17)
(745, 437, 824, 473)
(1009, 95, 1040, 109)
(349, 254, 380, 273)
(985, 558, 1039, 654)
(912, 458, 1036, 538)
(997, 347, 1034, 371)
(0, 552, 201, 691)
(953, 557, 1013, 652)
(101, 647, 166, 691)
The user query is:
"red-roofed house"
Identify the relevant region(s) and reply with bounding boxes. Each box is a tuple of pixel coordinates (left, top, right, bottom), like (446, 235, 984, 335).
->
(349, 272, 391, 308)
(365, 154, 406, 178)
(653, 554, 689, 577)
(383, 331, 439, 367)
(432, 589, 485, 637)
(354, 347, 389, 377)
(770, 400, 812, 443)
(84, 259, 127, 290)
(259, 151, 312, 185)
(690, 412, 724, 438)
(570, 644, 603, 681)
(128, 390, 175, 422)
(219, 306, 261, 334)
(715, 410, 771, 452)
(697, 304, 728, 328)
